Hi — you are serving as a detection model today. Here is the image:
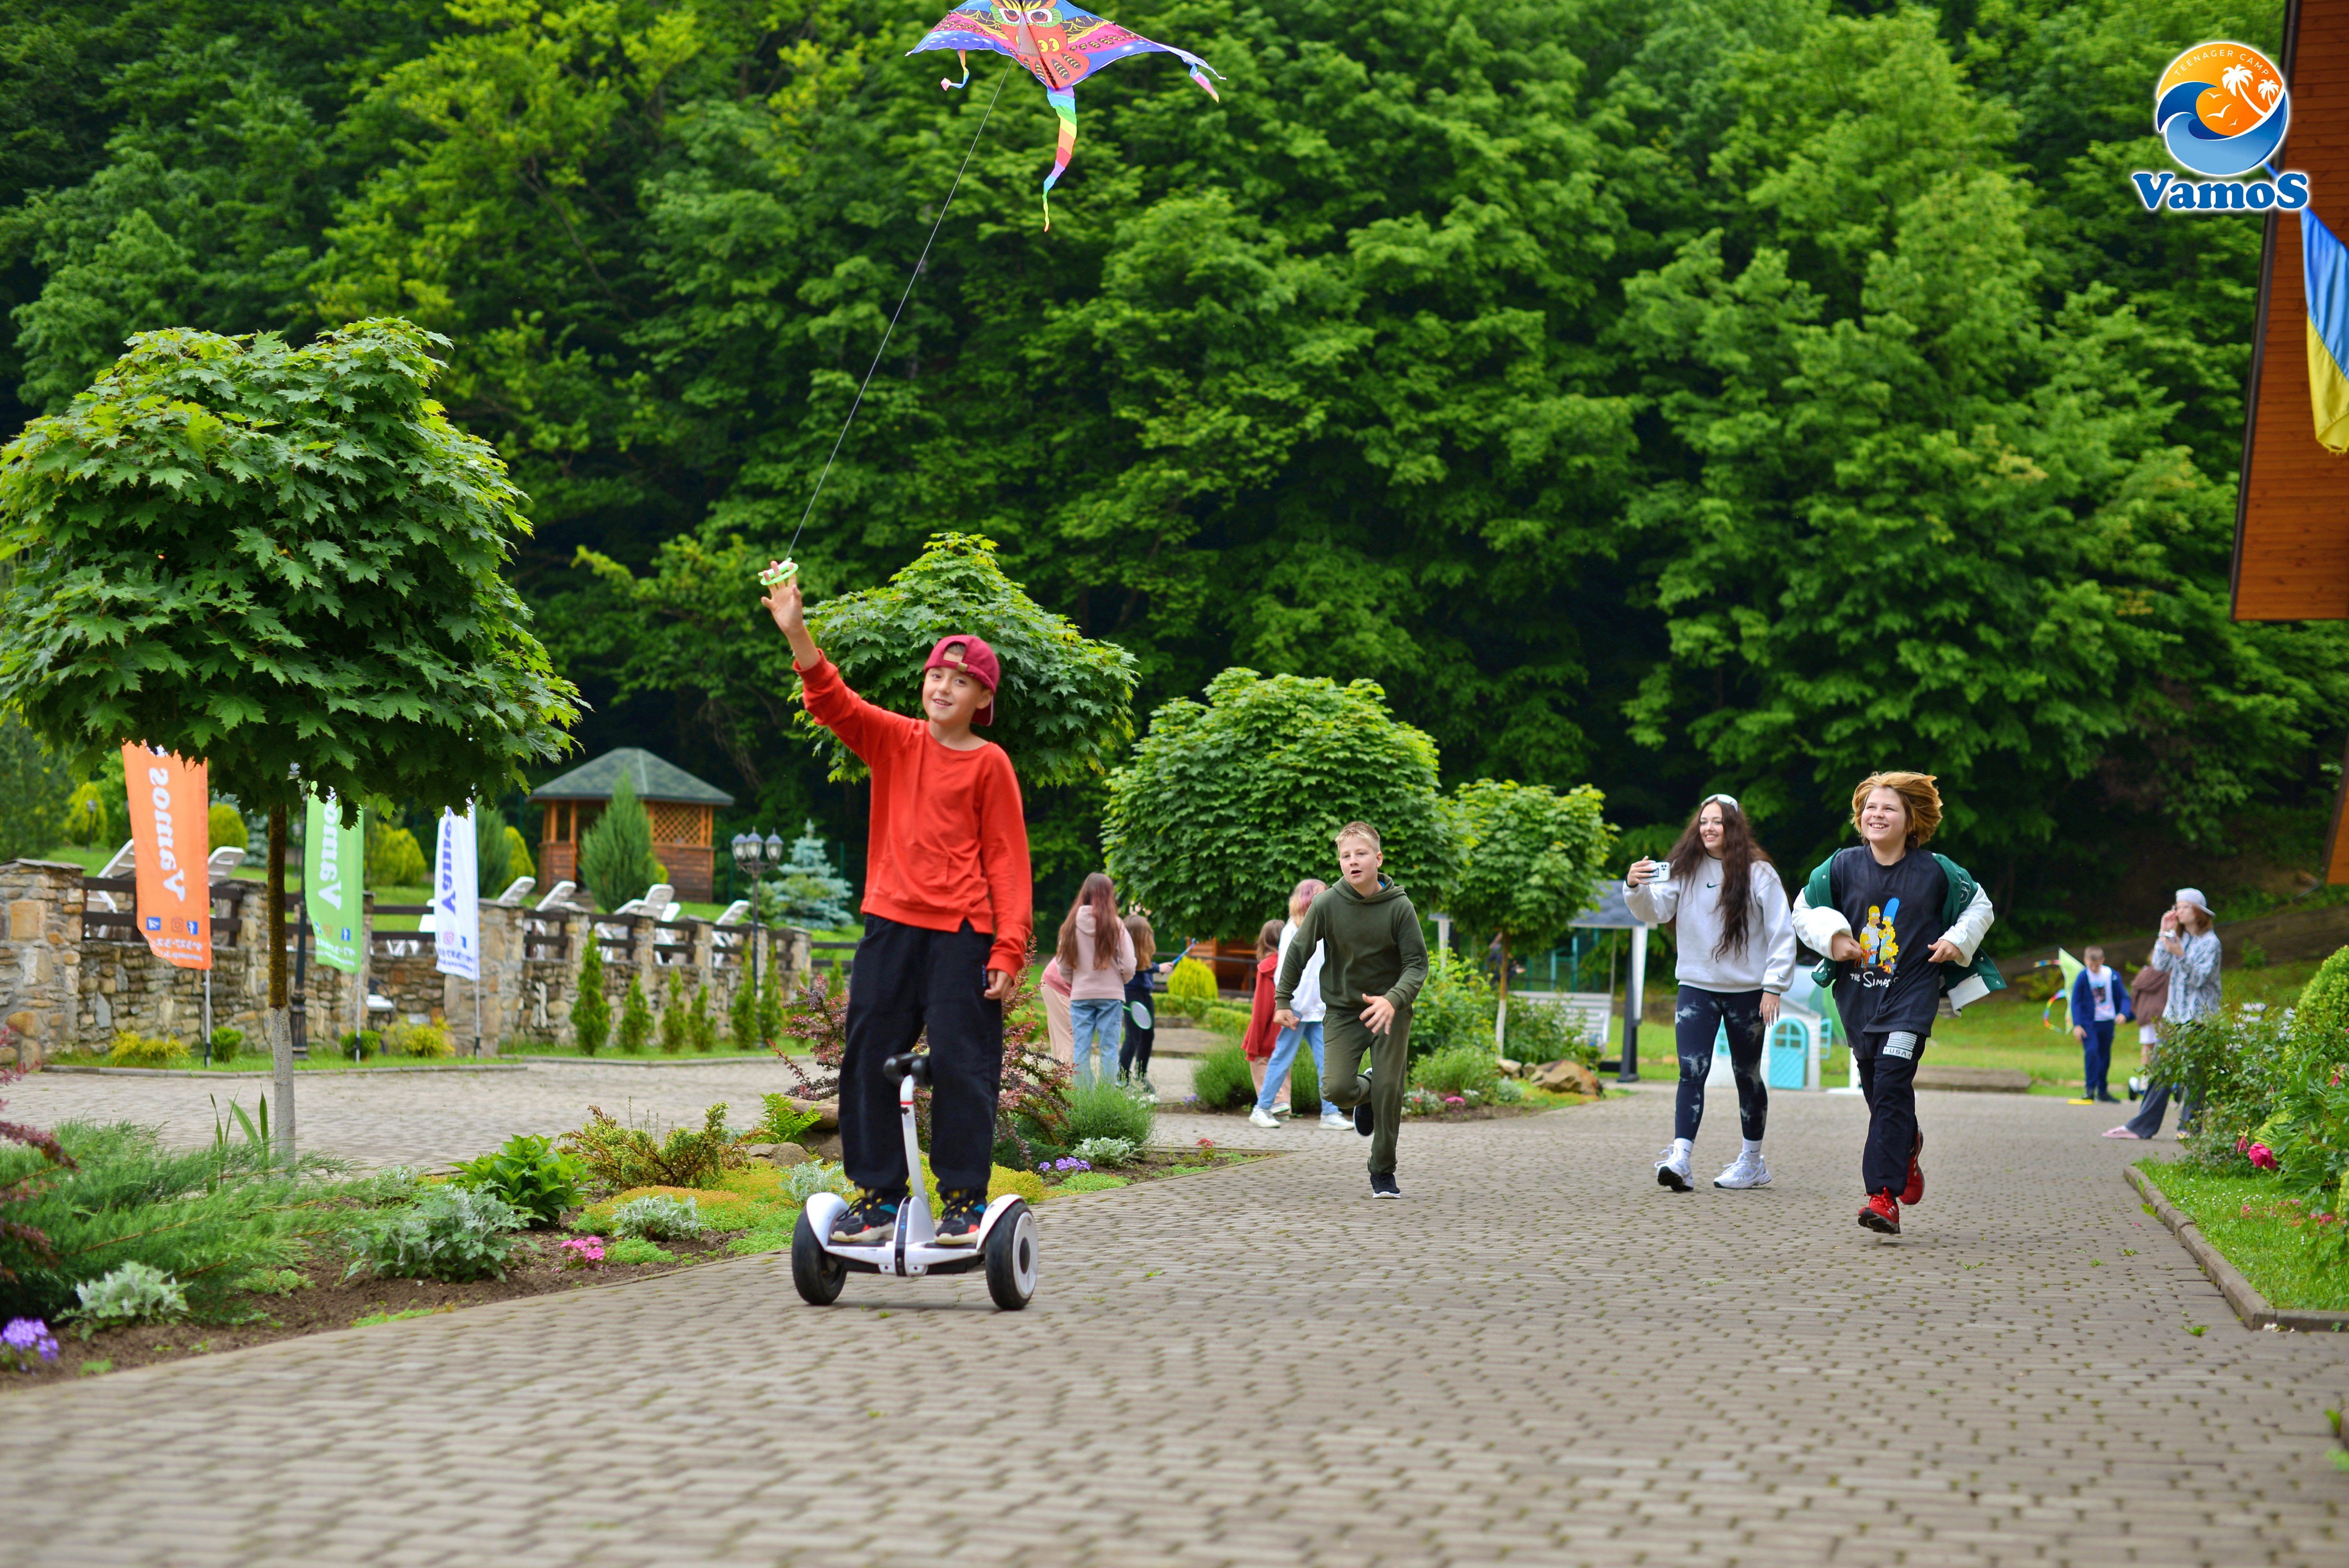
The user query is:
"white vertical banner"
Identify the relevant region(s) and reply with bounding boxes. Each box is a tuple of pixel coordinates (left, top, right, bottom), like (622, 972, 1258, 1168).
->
(434, 804, 480, 981)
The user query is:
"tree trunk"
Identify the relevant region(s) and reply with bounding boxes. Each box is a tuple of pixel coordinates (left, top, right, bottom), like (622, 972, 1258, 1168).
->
(267, 805, 296, 1156)
(1494, 933, 1510, 1052)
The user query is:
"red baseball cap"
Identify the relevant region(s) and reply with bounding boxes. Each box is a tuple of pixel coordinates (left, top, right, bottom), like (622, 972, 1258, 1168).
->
(925, 634, 1000, 725)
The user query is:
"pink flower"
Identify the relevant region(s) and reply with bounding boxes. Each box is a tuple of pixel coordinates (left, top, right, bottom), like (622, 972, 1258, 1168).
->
(2248, 1144, 2278, 1171)
(560, 1235, 607, 1268)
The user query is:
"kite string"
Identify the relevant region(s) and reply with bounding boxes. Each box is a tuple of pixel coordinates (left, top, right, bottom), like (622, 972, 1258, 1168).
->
(786, 65, 1009, 559)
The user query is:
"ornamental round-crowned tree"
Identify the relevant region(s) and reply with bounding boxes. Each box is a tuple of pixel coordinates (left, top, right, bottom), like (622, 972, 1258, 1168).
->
(0, 321, 581, 1145)
(792, 533, 1139, 788)
(1103, 668, 1461, 943)
(1443, 778, 1615, 1047)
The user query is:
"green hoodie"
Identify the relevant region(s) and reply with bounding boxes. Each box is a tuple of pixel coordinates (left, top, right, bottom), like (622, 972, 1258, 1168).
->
(1274, 875, 1429, 1016)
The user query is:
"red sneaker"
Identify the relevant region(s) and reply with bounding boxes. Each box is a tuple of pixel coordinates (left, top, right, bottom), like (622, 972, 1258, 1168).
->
(1859, 1192, 1901, 1235)
(1903, 1131, 1925, 1206)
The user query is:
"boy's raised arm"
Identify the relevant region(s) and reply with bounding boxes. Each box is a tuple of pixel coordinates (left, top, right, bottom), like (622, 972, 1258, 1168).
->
(764, 567, 895, 759)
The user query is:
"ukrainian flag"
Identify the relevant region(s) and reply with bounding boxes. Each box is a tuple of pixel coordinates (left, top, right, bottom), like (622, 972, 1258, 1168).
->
(2303, 208, 2349, 454)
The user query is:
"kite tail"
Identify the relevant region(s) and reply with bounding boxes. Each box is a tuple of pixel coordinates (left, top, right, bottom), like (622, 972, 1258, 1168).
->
(1040, 88, 1077, 231)
(1189, 66, 1221, 102)
(941, 48, 970, 92)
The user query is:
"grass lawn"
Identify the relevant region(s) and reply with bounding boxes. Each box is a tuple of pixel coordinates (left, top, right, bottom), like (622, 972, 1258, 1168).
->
(2134, 1156, 2349, 1313)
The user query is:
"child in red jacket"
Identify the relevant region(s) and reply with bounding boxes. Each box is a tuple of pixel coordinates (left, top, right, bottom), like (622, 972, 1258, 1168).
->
(1241, 919, 1286, 1126)
(764, 566, 1032, 1246)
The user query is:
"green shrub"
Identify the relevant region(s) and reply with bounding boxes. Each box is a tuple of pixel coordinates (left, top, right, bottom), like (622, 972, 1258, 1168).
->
(1493, 1076, 1527, 1104)
(2294, 945, 2349, 1063)
(1410, 1042, 1501, 1098)
(1200, 1002, 1252, 1039)
(207, 1027, 243, 1064)
(1190, 1042, 1257, 1110)
(1061, 1172, 1128, 1192)
(2242, 941, 2270, 971)
(750, 1093, 820, 1145)
(658, 990, 688, 1054)
(606, 1194, 708, 1241)
(728, 971, 759, 1051)
(1166, 957, 1218, 1020)
(0, 1119, 342, 1320)
(618, 978, 653, 1053)
(574, 938, 610, 1055)
(333, 1029, 381, 1060)
(1289, 1041, 1319, 1107)
(1070, 1136, 1140, 1165)
(781, 1160, 853, 1204)
(688, 983, 716, 1052)
(107, 1032, 190, 1069)
(579, 772, 664, 914)
(1505, 998, 1598, 1069)
(560, 1103, 741, 1191)
(1065, 1079, 1155, 1146)
(383, 1021, 453, 1058)
(343, 1187, 524, 1282)
(1410, 965, 1498, 1060)
(235, 1268, 308, 1296)
(604, 1236, 677, 1267)
(448, 1133, 584, 1228)
(68, 1260, 187, 1324)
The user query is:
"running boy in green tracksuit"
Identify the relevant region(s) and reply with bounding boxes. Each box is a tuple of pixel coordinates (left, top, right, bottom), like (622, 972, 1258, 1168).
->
(1273, 821, 1428, 1199)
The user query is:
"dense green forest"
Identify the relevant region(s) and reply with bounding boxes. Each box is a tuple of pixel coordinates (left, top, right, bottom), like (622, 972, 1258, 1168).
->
(2, 0, 2340, 937)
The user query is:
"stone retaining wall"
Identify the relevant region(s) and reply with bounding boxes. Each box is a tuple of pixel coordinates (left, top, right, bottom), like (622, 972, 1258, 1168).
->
(0, 858, 812, 1067)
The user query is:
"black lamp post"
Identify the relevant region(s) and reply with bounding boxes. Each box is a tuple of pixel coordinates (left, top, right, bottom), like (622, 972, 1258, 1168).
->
(731, 830, 788, 1037)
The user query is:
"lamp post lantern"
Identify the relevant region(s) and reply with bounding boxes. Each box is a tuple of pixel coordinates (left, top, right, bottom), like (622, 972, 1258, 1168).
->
(731, 831, 770, 1042)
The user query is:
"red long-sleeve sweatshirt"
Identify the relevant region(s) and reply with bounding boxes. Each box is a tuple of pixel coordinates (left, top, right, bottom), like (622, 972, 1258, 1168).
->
(796, 654, 1033, 974)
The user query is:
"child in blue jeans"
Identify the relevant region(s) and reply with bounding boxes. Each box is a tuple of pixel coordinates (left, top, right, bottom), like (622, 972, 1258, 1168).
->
(1057, 871, 1135, 1084)
(1250, 878, 1347, 1130)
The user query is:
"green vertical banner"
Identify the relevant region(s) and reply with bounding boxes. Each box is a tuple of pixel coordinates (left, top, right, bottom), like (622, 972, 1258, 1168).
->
(305, 791, 367, 974)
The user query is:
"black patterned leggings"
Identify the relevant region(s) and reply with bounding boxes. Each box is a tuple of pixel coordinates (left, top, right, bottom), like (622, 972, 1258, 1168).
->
(1674, 985, 1769, 1143)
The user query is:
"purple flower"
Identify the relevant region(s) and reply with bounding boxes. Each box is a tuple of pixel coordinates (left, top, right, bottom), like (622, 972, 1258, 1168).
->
(2, 1318, 57, 1368)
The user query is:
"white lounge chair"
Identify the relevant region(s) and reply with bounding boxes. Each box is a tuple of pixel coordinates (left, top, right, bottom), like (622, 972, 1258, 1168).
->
(496, 875, 536, 906)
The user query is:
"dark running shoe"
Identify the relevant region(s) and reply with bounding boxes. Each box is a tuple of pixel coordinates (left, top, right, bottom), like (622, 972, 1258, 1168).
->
(1370, 1171, 1401, 1199)
(1903, 1130, 1925, 1206)
(1355, 1083, 1376, 1139)
(829, 1191, 900, 1245)
(1859, 1192, 1901, 1235)
(935, 1188, 986, 1247)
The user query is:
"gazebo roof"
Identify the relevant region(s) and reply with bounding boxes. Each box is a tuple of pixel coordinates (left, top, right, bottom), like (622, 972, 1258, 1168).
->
(527, 747, 735, 807)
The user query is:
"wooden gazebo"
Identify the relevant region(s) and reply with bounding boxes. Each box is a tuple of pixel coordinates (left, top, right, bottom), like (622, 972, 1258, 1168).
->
(528, 748, 735, 903)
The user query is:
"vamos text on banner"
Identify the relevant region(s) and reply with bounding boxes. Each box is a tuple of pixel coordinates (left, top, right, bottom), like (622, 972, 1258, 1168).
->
(122, 742, 211, 970)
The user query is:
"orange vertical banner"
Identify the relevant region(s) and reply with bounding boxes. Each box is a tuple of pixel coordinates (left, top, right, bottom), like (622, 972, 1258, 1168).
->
(121, 743, 212, 970)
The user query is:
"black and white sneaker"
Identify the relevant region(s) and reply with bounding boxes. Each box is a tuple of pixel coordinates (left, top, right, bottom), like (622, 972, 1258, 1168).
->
(829, 1192, 900, 1244)
(935, 1188, 986, 1247)
(1370, 1171, 1401, 1199)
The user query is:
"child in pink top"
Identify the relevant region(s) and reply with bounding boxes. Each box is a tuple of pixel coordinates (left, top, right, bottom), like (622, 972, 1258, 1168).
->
(1056, 872, 1135, 1083)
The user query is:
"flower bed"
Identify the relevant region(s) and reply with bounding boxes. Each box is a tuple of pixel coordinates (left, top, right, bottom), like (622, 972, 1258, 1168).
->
(2135, 1157, 2349, 1313)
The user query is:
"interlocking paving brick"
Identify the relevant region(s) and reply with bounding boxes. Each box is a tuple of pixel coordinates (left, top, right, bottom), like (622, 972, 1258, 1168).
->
(3, 1080, 2346, 1564)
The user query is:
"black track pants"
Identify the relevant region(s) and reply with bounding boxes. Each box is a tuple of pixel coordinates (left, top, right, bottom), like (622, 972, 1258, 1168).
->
(1856, 1032, 1924, 1197)
(1673, 985, 1769, 1143)
(840, 915, 1002, 1197)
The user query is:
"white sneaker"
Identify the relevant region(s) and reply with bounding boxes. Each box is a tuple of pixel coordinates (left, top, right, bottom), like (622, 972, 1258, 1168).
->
(1654, 1146, 1693, 1193)
(1713, 1151, 1771, 1189)
(1247, 1106, 1281, 1129)
(1319, 1112, 1351, 1130)
(1272, 1104, 1293, 1118)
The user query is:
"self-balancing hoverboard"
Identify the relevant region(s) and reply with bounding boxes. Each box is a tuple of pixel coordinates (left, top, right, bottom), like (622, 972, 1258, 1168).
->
(790, 1051, 1039, 1310)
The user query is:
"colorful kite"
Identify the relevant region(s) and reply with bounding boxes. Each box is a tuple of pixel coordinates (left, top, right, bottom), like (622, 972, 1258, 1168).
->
(910, 1, 1223, 228)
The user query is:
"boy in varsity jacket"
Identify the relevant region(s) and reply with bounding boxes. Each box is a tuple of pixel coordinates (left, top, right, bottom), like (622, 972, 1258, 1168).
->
(1791, 772, 2001, 1236)
(764, 565, 1032, 1246)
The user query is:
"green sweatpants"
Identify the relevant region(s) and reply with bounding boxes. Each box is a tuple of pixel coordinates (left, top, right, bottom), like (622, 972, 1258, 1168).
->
(1320, 1003, 1412, 1176)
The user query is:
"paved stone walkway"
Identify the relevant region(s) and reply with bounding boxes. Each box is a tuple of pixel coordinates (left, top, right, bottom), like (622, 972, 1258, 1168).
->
(5, 1082, 2345, 1566)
